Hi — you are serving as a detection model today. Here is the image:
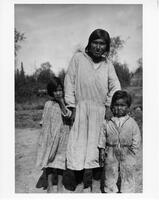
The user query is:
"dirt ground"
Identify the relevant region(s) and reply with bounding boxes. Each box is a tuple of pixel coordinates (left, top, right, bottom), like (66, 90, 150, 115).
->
(15, 128, 142, 193)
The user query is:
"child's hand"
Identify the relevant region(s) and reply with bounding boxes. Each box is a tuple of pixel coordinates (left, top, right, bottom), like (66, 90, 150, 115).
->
(99, 148, 105, 167)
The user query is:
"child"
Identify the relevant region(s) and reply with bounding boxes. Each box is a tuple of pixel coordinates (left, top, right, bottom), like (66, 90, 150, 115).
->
(36, 77, 72, 193)
(98, 90, 141, 193)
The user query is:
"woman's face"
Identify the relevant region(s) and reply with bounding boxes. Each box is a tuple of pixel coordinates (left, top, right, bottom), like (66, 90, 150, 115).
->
(89, 38, 107, 59)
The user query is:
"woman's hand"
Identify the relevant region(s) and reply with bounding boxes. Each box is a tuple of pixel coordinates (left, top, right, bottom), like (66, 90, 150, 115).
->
(99, 148, 105, 167)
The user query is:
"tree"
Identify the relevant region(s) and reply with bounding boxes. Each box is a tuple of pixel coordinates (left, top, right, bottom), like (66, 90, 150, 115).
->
(15, 29, 26, 57)
(15, 62, 27, 101)
(58, 69, 66, 86)
(130, 58, 142, 87)
(34, 62, 56, 86)
(114, 61, 131, 88)
(109, 36, 125, 61)
(20, 62, 25, 83)
(135, 58, 142, 74)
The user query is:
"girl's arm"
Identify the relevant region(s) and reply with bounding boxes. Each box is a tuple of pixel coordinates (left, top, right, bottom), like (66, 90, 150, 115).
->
(106, 62, 121, 107)
(39, 101, 50, 126)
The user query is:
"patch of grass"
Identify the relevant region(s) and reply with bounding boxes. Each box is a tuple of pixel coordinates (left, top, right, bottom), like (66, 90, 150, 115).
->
(15, 110, 43, 128)
(15, 96, 48, 111)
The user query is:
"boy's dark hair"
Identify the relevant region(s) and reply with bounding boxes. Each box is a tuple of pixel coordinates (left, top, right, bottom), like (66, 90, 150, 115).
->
(46, 77, 63, 97)
(110, 90, 132, 109)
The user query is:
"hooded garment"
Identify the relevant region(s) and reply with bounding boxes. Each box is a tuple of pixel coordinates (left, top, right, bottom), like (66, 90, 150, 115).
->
(64, 51, 121, 170)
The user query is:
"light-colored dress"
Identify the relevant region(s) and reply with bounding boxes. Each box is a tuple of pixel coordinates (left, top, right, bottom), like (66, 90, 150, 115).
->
(64, 51, 121, 170)
(98, 115, 141, 193)
(36, 100, 70, 170)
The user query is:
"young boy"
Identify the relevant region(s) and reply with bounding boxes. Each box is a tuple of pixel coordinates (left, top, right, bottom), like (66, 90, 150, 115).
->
(98, 90, 141, 193)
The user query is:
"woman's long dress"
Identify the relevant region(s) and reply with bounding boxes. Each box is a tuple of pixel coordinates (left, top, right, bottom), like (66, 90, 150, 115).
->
(64, 51, 121, 170)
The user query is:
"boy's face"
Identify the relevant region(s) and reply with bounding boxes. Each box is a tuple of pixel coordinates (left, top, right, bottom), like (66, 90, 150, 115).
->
(112, 98, 129, 117)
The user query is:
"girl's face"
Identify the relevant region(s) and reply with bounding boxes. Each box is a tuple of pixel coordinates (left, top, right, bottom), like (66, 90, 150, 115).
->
(112, 98, 129, 117)
(89, 38, 107, 59)
(53, 85, 63, 99)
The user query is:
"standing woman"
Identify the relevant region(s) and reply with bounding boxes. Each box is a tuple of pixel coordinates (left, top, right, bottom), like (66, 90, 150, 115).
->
(64, 29, 121, 192)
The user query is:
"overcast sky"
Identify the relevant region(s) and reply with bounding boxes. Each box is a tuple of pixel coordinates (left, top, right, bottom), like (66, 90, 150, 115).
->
(15, 4, 142, 75)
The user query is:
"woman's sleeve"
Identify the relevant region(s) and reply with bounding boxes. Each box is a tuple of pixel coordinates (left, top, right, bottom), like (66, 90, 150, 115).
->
(64, 55, 77, 107)
(106, 62, 121, 106)
(98, 121, 107, 149)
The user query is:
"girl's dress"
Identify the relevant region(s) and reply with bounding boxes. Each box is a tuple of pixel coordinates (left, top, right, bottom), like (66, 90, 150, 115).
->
(36, 100, 70, 170)
(64, 51, 121, 170)
(98, 115, 141, 193)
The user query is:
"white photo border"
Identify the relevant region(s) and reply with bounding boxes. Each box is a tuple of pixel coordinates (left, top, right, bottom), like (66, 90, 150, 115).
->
(0, 0, 159, 199)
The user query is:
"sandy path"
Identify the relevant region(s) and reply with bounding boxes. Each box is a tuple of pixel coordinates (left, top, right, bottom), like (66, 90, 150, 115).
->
(15, 128, 142, 193)
(15, 128, 87, 193)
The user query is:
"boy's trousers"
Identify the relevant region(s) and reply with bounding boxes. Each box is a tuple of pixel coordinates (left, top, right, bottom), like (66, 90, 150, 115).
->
(104, 148, 136, 193)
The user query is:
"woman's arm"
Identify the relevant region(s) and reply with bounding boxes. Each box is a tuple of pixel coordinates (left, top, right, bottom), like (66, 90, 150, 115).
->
(64, 54, 78, 123)
(64, 55, 77, 108)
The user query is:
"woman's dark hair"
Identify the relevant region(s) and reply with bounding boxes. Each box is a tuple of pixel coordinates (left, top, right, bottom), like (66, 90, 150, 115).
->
(85, 29, 111, 55)
(110, 90, 132, 109)
(46, 77, 63, 97)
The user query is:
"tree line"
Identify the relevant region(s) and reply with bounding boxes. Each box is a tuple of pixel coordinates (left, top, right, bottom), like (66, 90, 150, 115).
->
(15, 29, 142, 103)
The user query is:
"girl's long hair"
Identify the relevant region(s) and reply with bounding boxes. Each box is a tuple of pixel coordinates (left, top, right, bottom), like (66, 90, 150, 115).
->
(47, 77, 63, 97)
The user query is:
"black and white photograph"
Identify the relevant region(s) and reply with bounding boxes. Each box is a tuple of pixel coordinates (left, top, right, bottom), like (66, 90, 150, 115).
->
(14, 4, 143, 193)
(0, 0, 159, 199)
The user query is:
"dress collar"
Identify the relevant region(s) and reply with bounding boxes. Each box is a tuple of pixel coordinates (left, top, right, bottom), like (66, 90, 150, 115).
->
(111, 115, 130, 128)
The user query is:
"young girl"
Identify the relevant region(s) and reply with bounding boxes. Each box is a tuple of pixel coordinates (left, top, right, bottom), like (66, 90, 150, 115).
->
(36, 77, 72, 193)
(98, 90, 141, 193)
